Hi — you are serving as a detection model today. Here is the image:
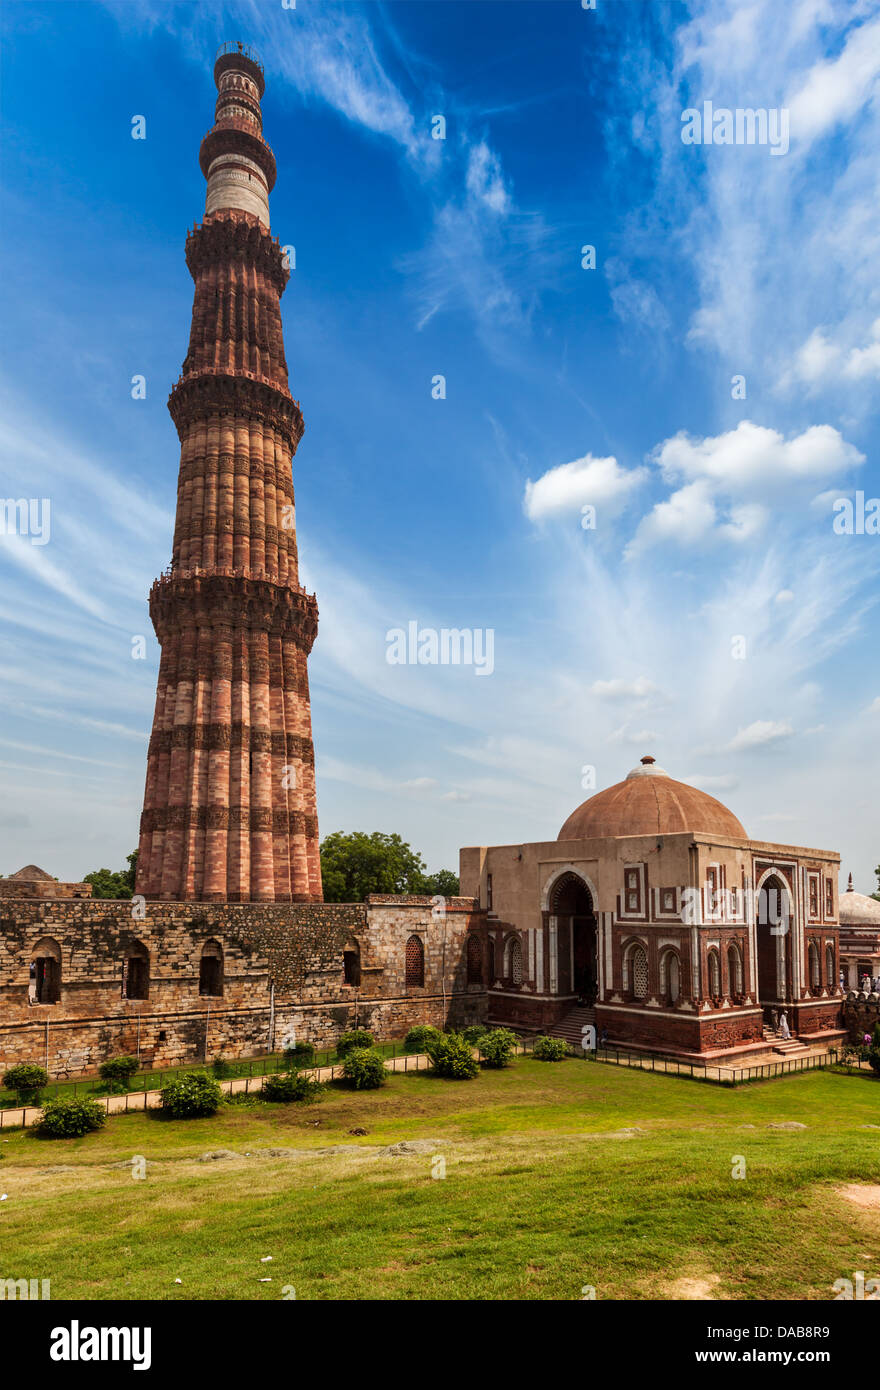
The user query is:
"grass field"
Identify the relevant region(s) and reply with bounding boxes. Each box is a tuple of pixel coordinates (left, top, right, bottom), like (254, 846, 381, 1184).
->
(1, 1057, 878, 1301)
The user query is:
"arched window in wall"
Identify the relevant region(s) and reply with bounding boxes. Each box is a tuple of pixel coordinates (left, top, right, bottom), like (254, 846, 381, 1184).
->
(809, 942, 821, 990)
(405, 934, 425, 988)
(825, 944, 835, 990)
(199, 939, 224, 997)
(123, 940, 150, 1000)
(707, 948, 721, 998)
(659, 948, 681, 1004)
(503, 936, 523, 987)
(727, 943, 743, 997)
(466, 934, 483, 985)
(625, 942, 648, 999)
(343, 937, 361, 987)
(30, 936, 62, 1004)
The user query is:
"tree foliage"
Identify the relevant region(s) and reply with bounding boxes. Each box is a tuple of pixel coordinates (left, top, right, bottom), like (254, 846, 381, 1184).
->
(83, 850, 138, 900)
(319, 831, 458, 902)
(40, 1096, 106, 1138)
(341, 1047, 387, 1090)
(427, 1032, 480, 1080)
(160, 1071, 223, 1118)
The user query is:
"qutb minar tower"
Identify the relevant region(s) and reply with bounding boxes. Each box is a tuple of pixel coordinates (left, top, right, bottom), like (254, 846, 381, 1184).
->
(137, 43, 322, 904)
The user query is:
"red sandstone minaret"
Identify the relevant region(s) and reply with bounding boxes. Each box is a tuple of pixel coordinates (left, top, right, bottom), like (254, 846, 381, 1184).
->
(136, 42, 322, 904)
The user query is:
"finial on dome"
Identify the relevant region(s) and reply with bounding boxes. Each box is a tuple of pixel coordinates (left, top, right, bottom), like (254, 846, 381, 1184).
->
(846, 872, 854, 892)
(641, 755, 655, 765)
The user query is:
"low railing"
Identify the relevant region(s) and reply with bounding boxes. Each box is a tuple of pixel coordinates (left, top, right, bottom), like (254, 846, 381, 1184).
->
(215, 41, 264, 74)
(588, 1042, 840, 1086)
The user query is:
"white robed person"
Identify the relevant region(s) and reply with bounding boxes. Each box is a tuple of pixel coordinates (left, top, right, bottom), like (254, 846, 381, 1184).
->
(778, 1011, 791, 1040)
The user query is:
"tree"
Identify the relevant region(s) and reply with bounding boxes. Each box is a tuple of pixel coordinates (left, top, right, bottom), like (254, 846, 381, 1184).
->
(425, 867, 460, 897)
(319, 831, 457, 902)
(83, 850, 138, 900)
(873, 863, 880, 903)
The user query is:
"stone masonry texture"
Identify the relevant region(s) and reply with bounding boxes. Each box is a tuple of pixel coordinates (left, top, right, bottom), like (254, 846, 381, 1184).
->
(136, 46, 321, 904)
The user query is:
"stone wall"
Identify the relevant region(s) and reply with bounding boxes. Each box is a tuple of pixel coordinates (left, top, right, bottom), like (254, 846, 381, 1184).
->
(0, 896, 488, 1076)
(843, 991, 880, 1043)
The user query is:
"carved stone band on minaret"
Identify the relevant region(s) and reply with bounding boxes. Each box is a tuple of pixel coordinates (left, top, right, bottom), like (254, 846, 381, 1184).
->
(136, 43, 322, 905)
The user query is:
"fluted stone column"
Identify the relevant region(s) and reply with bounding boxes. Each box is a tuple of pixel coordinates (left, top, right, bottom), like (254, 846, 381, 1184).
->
(137, 43, 321, 903)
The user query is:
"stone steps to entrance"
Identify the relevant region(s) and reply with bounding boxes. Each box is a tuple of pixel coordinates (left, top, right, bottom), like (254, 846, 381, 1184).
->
(548, 1005, 596, 1047)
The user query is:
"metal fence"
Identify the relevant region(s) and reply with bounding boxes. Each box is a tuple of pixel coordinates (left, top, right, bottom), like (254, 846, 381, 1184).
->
(0, 1047, 438, 1130)
(0, 1034, 851, 1129)
(588, 1042, 840, 1087)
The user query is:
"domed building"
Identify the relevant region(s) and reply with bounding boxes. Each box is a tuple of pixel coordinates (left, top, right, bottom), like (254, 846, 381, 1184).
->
(838, 874, 880, 990)
(460, 756, 845, 1060)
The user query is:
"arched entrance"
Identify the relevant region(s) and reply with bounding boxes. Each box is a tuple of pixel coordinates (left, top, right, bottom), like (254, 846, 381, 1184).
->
(550, 872, 597, 1004)
(755, 873, 792, 1008)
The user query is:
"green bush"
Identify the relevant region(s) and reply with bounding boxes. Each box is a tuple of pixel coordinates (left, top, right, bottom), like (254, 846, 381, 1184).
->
(427, 1032, 479, 1080)
(98, 1056, 140, 1088)
(160, 1071, 223, 1119)
(478, 1027, 517, 1069)
(532, 1035, 570, 1062)
(461, 1024, 488, 1046)
(336, 1029, 374, 1057)
(211, 1055, 233, 1079)
(341, 1047, 387, 1090)
(403, 1024, 441, 1053)
(282, 1042, 315, 1070)
(263, 1071, 324, 1103)
(2, 1063, 49, 1105)
(40, 1096, 106, 1138)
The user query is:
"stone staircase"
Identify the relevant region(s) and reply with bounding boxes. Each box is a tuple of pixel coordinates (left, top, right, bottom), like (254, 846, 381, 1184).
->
(548, 1005, 596, 1051)
(763, 1023, 809, 1056)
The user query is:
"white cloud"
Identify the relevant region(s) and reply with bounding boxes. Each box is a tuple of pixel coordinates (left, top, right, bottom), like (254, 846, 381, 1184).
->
(588, 676, 658, 700)
(465, 142, 511, 216)
(626, 478, 717, 557)
(654, 421, 863, 491)
(787, 13, 880, 146)
(524, 453, 647, 523)
(626, 421, 863, 556)
(727, 719, 794, 752)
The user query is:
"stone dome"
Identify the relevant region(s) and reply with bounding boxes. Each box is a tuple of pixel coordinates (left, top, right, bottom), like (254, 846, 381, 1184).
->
(8, 864, 54, 880)
(839, 875, 880, 926)
(558, 755, 747, 841)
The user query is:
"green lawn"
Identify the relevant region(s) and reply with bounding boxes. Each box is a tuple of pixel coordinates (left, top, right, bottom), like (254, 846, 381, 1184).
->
(1, 1058, 877, 1300)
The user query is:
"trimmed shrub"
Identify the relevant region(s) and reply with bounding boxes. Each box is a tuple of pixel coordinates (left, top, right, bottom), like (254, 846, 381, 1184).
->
(282, 1042, 316, 1071)
(99, 1056, 140, 1088)
(336, 1029, 374, 1058)
(461, 1024, 488, 1046)
(478, 1028, 517, 1069)
(160, 1071, 223, 1119)
(532, 1035, 570, 1062)
(211, 1055, 234, 1080)
(403, 1024, 441, 1053)
(2, 1063, 49, 1105)
(263, 1071, 324, 1104)
(40, 1096, 106, 1139)
(428, 1032, 479, 1080)
(341, 1047, 387, 1090)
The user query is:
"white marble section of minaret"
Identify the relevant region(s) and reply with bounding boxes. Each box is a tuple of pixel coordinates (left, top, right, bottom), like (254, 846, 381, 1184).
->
(205, 153, 270, 226)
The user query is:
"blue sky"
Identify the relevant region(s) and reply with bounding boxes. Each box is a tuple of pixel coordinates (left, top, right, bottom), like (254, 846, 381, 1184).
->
(0, 0, 878, 889)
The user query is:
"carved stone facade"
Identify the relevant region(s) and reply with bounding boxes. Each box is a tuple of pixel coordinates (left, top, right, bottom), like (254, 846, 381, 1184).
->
(462, 756, 846, 1060)
(136, 45, 320, 904)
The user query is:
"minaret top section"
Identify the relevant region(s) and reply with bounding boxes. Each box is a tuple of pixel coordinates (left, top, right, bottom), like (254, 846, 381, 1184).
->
(200, 40, 276, 229)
